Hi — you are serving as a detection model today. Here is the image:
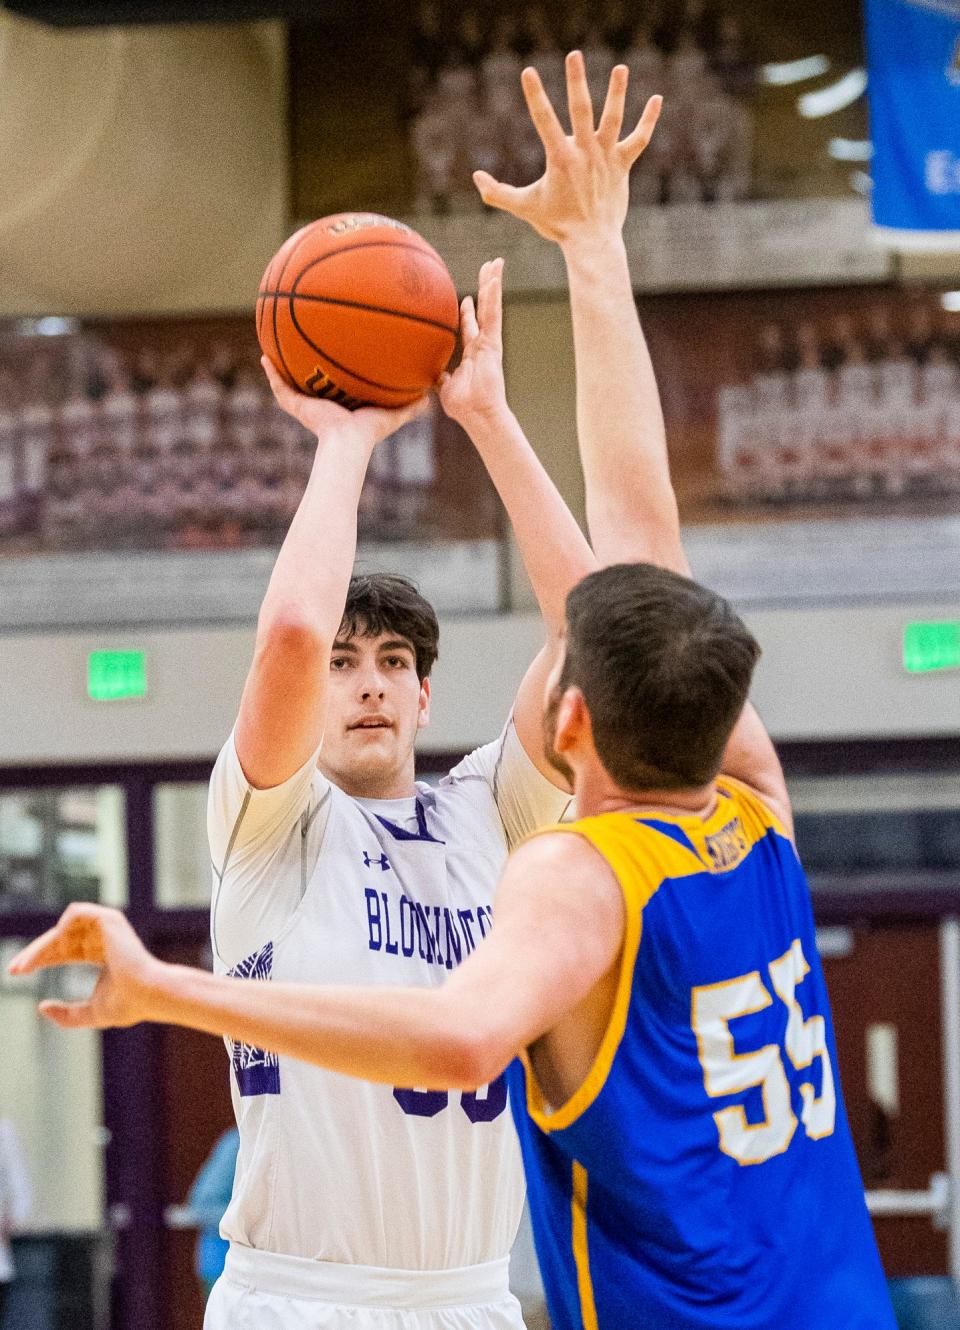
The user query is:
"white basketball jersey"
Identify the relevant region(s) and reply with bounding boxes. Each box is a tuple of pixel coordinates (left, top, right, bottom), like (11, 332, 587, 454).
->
(208, 724, 569, 1269)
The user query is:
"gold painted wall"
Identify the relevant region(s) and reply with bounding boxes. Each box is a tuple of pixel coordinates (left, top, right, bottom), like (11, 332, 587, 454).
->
(0, 13, 288, 316)
(502, 293, 584, 613)
(503, 294, 583, 522)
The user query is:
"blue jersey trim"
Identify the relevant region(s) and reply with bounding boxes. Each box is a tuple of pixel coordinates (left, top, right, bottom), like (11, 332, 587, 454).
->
(634, 817, 699, 857)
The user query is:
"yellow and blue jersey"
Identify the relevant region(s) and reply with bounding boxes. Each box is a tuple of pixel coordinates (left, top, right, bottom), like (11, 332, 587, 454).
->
(505, 777, 896, 1330)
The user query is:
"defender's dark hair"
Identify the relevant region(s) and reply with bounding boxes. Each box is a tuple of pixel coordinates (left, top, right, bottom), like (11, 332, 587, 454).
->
(340, 574, 439, 680)
(561, 563, 761, 791)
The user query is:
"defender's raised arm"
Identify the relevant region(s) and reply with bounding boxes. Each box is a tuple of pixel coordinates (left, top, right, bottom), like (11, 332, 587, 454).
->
(476, 53, 791, 832)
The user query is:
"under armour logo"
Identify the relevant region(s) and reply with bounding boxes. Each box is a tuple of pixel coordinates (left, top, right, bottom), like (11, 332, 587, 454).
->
(363, 851, 391, 871)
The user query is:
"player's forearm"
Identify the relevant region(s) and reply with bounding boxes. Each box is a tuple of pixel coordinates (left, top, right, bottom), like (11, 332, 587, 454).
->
(145, 963, 498, 1091)
(464, 406, 595, 631)
(258, 436, 372, 639)
(562, 233, 686, 573)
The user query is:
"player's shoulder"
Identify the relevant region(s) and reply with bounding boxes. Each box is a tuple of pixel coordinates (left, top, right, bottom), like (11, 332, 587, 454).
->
(500, 831, 625, 932)
(425, 758, 500, 817)
(414, 777, 502, 846)
(510, 825, 616, 879)
(440, 741, 497, 788)
(442, 721, 535, 794)
(426, 767, 492, 799)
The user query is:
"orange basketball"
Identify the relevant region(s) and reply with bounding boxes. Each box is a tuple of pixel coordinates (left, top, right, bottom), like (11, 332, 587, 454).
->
(256, 213, 459, 409)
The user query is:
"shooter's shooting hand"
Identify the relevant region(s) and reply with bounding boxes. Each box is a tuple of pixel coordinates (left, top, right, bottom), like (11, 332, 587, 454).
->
(261, 356, 431, 454)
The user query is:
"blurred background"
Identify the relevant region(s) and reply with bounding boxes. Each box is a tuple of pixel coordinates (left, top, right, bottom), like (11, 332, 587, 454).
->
(1, 1, 960, 1328)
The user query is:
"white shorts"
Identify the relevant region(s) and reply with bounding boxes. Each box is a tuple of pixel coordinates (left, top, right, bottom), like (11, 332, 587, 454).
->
(204, 1245, 526, 1330)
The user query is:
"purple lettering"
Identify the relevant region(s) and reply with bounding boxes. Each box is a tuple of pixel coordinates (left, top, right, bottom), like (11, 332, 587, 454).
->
(462, 1074, 508, 1123)
(413, 902, 436, 963)
(399, 895, 416, 958)
(381, 892, 399, 955)
(393, 1087, 447, 1117)
(365, 887, 382, 951)
(432, 906, 447, 969)
(444, 909, 463, 969)
(457, 909, 477, 953)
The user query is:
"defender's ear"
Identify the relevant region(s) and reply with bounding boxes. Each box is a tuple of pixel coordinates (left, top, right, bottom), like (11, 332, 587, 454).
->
(553, 686, 589, 754)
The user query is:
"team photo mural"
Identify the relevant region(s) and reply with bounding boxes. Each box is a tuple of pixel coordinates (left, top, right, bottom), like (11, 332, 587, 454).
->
(0, 316, 498, 556)
(639, 283, 960, 523)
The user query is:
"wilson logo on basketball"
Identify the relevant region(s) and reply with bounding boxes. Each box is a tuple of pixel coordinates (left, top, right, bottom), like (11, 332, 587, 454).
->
(306, 367, 364, 410)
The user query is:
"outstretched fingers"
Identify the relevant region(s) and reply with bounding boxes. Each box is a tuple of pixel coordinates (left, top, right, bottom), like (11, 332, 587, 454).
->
(597, 64, 629, 148)
(619, 94, 663, 166)
(564, 50, 595, 145)
(7, 923, 70, 975)
(520, 66, 566, 154)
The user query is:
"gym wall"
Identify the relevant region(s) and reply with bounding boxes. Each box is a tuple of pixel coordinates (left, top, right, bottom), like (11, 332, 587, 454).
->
(0, 11, 288, 316)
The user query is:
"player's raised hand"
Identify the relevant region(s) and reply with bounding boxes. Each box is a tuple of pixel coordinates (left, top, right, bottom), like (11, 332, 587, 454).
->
(438, 258, 507, 428)
(261, 356, 432, 451)
(473, 51, 662, 248)
(7, 901, 160, 1030)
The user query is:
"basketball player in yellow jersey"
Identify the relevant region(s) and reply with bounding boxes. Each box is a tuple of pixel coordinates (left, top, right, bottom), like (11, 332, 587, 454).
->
(11, 55, 895, 1328)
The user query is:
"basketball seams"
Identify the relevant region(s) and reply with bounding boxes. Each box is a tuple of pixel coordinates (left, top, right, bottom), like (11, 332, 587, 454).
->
(255, 289, 269, 348)
(285, 237, 452, 273)
(270, 293, 297, 391)
(268, 224, 325, 391)
(271, 241, 458, 336)
(256, 239, 451, 302)
(269, 290, 459, 339)
(255, 248, 281, 352)
(286, 297, 435, 397)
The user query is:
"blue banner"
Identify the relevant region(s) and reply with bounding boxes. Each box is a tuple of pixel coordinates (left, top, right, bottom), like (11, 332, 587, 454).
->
(865, 0, 960, 248)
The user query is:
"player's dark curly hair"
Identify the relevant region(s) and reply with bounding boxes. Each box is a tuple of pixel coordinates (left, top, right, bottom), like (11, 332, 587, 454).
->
(339, 573, 439, 680)
(559, 563, 761, 790)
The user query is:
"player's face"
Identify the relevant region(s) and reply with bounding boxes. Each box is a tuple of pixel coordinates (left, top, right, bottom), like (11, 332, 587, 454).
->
(319, 630, 430, 798)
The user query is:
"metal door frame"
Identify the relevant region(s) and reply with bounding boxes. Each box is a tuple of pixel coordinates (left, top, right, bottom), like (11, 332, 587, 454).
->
(0, 759, 212, 1330)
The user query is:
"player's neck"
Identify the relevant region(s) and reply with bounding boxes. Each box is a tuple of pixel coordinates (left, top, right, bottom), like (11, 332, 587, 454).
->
(319, 759, 418, 802)
(572, 766, 716, 821)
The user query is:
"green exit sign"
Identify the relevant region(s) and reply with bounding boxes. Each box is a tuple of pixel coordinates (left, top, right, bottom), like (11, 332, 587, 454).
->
(903, 621, 960, 674)
(87, 650, 147, 701)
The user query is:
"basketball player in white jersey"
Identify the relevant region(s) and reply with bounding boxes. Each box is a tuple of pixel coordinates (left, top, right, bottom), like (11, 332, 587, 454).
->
(196, 243, 599, 1326)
